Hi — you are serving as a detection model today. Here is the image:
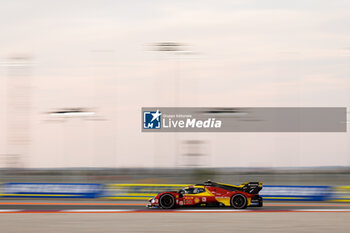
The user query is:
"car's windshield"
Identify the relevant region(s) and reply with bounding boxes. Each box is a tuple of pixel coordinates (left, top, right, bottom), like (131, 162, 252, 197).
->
(179, 188, 205, 194)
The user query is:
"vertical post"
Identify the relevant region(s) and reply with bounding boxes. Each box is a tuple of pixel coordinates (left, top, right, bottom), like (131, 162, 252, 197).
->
(153, 42, 184, 168)
(5, 55, 32, 168)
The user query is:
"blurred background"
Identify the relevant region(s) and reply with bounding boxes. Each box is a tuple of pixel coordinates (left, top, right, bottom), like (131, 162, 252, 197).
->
(0, 0, 349, 185)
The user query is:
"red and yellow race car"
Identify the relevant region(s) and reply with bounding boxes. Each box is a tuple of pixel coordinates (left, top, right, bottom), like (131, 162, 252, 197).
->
(147, 181, 263, 209)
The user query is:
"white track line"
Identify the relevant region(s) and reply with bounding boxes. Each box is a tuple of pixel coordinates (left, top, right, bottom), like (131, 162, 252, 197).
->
(1, 209, 350, 213)
(292, 209, 350, 212)
(0, 209, 23, 212)
(173, 209, 350, 212)
(63, 209, 133, 212)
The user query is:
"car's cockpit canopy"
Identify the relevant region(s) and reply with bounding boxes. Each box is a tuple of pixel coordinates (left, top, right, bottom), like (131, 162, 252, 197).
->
(178, 187, 205, 195)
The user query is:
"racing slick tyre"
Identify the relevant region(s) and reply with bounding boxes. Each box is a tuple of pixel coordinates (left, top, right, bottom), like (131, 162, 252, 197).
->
(230, 194, 247, 209)
(159, 194, 176, 209)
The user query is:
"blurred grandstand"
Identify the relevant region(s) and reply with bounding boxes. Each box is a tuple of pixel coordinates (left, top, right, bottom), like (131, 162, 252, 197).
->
(1, 167, 350, 186)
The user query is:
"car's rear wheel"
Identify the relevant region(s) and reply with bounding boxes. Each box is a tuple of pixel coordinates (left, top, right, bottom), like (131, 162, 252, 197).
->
(159, 194, 175, 209)
(230, 194, 247, 209)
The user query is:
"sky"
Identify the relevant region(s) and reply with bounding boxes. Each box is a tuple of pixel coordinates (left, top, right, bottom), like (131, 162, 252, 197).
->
(0, 0, 349, 168)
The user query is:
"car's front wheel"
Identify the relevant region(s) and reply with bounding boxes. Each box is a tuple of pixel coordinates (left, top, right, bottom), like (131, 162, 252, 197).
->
(159, 194, 176, 209)
(230, 194, 247, 209)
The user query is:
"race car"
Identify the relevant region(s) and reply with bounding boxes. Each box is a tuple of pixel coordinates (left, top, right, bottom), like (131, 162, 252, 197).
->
(147, 180, 263, 209)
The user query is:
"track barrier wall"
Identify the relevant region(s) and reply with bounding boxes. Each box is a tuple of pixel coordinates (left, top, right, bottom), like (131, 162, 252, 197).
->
(330, 186, 350, 202)
(0, 183, 349, 201)
(0, 183, 103, 198)
(259, 185, 330, 201)
(103, 184, 189, 200)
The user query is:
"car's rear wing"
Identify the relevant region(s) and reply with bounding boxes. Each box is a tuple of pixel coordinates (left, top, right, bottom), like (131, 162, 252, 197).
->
(240, 182, 263, 194)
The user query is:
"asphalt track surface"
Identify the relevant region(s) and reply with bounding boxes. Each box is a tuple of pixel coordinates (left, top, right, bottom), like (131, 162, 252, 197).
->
(1, 200, 350, 213)
(1, 201, 350, 233)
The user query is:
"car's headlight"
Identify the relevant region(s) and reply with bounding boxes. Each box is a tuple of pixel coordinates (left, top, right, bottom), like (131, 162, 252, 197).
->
(151, 199, 155, 204)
